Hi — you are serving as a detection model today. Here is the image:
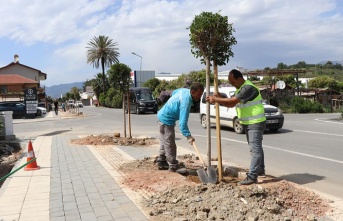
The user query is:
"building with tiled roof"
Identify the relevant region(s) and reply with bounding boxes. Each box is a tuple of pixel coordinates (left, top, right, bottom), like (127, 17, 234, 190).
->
(0, 55, 47, 101)
(0, 74, 37, 84)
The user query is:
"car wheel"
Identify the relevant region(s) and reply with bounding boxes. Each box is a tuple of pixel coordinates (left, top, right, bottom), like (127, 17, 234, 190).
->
(201, 114, 207, 129)
(136, 106, 140, 115)
(233, 118, 244, 134)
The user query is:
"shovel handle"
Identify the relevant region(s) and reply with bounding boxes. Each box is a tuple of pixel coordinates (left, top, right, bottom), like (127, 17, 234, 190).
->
(192, 141, 207, 168)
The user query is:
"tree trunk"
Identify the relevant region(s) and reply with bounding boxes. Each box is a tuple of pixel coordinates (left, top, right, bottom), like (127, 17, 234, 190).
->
(123, 93, 127, 138)
(101, 58, 106, 95)
(127, 90, 132, 138)
(213, 60, 223, 181)
(205, 57, 212, 166)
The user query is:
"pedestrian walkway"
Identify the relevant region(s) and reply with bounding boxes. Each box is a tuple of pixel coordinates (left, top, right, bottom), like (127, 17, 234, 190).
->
(0, 135, 148, 221)
(1, 134, 343, 220)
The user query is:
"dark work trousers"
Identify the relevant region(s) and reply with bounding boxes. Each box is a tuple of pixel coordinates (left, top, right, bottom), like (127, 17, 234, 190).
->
(158, 121, 178, 169)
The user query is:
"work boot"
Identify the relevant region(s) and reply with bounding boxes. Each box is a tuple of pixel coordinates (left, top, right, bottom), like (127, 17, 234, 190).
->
(156, 160, 169, 170)
(169, 167, 187, 175)
(238, 175, 257, 186)
(168, 167, 179, 172)
(168, 162, 179, 172)
(258, 170, 266, 177)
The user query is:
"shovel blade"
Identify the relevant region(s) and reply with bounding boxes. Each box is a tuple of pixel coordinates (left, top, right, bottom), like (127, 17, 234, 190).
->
(196, 169, 210, 184)
(196, 167, 218, 184)
(207, 166, 218, 184)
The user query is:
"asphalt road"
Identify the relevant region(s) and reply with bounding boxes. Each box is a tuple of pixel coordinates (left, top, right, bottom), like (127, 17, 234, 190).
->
(13, 106, 343, 199)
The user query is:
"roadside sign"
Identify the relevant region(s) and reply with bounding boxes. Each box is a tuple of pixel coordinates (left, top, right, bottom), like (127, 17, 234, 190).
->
(24, 88, 37, 118)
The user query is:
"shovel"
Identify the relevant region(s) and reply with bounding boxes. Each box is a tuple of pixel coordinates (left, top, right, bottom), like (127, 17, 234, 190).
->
(192, 141, 217, 184)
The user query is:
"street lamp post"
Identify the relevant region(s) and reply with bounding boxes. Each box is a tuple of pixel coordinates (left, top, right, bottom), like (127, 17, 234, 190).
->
(131, 52, 142, 71)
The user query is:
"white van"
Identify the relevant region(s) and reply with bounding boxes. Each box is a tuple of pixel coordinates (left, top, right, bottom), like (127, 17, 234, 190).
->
(199, 86, 284, 134)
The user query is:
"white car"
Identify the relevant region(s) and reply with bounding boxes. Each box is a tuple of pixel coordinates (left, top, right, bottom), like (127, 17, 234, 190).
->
(36, 106, 47, 116)
(68, 100, 75, 108)
(75, 101, 83, 108)
(199, 86, 284, 134)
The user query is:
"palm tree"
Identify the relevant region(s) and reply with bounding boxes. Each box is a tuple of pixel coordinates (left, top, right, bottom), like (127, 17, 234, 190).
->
(91, 73, 105, 106)
(86, 35, 120, 94)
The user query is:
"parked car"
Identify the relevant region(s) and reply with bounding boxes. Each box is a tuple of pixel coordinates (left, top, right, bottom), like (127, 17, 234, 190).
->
(68, 100, 75, 108)
(38, 102, 46, 109)
(0, 102, 26, 118)
(199, 86, 284, 133)
(36, 106, 47, 117)
(124, 87, 158, 114)
(75, 101, 83, 108)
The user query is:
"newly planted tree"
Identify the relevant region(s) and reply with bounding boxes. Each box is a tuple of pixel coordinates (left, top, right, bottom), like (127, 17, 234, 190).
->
(189, 11, 236, 179)
(107, 63, 132, 137)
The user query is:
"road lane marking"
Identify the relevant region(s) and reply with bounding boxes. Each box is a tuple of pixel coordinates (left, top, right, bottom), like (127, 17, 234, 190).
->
(262, 144, 343, 164)
(193, 134, 343, 164)
(315, 118, 343, 124)
(290, 129, 343, 137)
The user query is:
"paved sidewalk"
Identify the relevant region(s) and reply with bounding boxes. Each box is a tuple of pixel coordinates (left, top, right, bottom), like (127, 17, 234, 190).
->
(1, 134, 343, 221)
(0, 135, 148, 221)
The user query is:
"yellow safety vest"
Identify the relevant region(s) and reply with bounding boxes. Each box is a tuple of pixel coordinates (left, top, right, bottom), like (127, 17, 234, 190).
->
(235, 80, 266, 125)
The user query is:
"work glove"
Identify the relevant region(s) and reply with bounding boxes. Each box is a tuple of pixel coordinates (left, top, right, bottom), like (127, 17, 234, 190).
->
(186, 136, 195, 144)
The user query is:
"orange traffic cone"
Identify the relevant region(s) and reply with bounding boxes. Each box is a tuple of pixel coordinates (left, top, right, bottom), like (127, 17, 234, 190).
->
(24, 140, 40, 171)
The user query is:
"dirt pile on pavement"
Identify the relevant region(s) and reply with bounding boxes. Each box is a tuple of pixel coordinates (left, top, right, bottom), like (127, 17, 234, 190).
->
(71, 135, 333, 220)
(70, 134, 158, 146)
(144, 181, 329, 221)
(119, 157, 331, 221)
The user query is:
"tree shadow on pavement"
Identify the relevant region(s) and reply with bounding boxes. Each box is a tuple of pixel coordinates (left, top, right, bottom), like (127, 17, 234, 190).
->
(39, 130, 72, 136)
(277, 173, 326, 185)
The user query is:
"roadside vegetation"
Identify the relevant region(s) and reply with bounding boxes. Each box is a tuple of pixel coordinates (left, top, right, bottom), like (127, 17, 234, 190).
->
(76, 22, 343, 115)
(81, 62, 343, 115)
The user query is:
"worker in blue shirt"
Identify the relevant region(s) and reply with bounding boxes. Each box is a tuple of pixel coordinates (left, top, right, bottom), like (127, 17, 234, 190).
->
(157, 82, 204, 172)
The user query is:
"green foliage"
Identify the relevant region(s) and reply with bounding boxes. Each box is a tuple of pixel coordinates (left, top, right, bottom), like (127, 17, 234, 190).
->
(91, 73, 106, 104)
(86, 35, 120, 93)
(86, 58, 343, 112)
(99, 93, 106, 107)
(279, 96, 324, 113)
(159, 70, 209, 91)
(261, 75, 297, 88)
(169, 74, 189, 89)
(103, 88, 122, 108)
(153, 80, 171, 98)
(143, 78, 161, 92)
(61, 87, 81, 103)
(308, 76, 342, 91)
(107, 63, 132, 93)
(188, 69, 213, 86)
(189, 11, 237, 65)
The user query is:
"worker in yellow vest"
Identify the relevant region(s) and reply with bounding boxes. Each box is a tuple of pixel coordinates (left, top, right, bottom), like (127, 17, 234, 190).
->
(206, 69, 266, 185)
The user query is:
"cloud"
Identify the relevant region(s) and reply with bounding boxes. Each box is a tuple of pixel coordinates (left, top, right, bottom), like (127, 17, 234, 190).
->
(0, 0, 342, 86)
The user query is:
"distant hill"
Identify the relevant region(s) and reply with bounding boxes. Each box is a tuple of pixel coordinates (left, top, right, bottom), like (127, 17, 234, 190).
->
(46, 82, 84, 98)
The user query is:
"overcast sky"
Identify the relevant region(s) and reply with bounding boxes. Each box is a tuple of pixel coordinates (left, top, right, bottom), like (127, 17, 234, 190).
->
(1, 0, 342, 87)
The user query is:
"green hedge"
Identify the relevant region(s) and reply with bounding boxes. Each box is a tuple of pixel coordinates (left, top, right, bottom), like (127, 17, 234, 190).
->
(279, 96, 324, 113)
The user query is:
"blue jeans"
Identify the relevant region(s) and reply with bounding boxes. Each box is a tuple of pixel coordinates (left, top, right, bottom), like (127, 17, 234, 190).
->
(244, 121, 266, 180)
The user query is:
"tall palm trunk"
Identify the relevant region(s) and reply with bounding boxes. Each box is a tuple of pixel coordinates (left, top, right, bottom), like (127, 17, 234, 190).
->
(101, 58, 106, 94)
